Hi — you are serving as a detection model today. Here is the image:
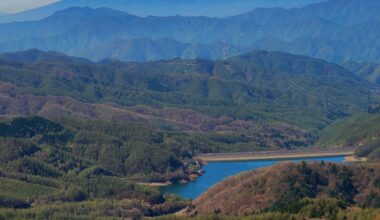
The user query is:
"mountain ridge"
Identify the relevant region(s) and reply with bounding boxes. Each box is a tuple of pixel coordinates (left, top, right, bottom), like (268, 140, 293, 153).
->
(0, 0, 324, 23)
(0, 48, 372, 132)
(0, 1, 379, 63)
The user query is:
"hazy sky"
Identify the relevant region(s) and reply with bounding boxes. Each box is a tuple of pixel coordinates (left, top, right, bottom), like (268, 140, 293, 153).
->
(0, 0, 58, 13)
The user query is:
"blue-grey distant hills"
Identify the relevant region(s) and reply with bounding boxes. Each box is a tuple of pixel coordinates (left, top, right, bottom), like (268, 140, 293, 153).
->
(78, 38, 245, 62)
(0, 0, 323, 23)
(0, 0, 379, 63)
(343, 61, 380, 86)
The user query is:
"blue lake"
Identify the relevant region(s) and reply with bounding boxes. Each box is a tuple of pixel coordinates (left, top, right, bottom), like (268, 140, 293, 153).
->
(160, 156, 345, 199)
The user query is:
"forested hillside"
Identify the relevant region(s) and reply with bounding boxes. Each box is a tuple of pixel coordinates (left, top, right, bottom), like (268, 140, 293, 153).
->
(0, 49, 372, 125)
(0, 116, 192, 218)
(191, 162, 380, 218)
(0, 49, 375, 152)
(0, 0, 379, 219)
(0, 49, 378, 219)
(0, 116, 198, 180)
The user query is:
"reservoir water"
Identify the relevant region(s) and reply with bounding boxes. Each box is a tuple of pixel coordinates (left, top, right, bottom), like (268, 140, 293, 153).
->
(160, 156, 345, 199)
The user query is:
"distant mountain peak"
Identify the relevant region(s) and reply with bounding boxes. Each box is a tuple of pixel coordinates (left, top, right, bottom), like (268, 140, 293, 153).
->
(45, 6, 134, 21)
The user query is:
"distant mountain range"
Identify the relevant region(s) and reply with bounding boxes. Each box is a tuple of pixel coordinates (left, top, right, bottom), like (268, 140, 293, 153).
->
(0, 0, 379, 63)
(0, 0, 323, 23)
(78, 38, 246, 62)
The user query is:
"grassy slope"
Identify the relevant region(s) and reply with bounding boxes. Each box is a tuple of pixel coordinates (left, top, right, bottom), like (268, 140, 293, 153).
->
(319, 112, 380, 160)
(0, 177, 58, 200)
(319, 113, 380, 147)
(343, 61, 380, 86)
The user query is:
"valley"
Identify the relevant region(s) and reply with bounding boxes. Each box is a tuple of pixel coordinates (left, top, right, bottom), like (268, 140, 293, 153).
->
(0, 48, 379, 219)
(160, 156, 347, 199)
(0, 0, 380, 219)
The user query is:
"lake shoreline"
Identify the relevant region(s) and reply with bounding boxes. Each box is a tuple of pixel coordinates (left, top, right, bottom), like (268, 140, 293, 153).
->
(195, 147, 355, 162)
(152, 148, 355, 187)
(160, 155, 347, 199)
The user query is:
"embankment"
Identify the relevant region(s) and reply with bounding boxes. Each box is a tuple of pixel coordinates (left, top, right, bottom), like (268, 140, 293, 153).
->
(195, 147, 355, 162)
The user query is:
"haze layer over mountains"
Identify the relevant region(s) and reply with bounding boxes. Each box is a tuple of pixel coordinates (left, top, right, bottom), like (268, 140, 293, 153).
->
(0, 0, 323, 22)
(1, 0, 379, 63)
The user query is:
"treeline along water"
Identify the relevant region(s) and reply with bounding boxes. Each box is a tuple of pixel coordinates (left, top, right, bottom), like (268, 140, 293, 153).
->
(160, 156, 345, 199)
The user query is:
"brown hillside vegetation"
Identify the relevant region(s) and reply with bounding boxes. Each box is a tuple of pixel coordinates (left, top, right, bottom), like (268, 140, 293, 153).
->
(0, 82, 249, 132)
(0, 82, 312, 151)
(0, 49, 376, 153)
(192, 162, 380, 216)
